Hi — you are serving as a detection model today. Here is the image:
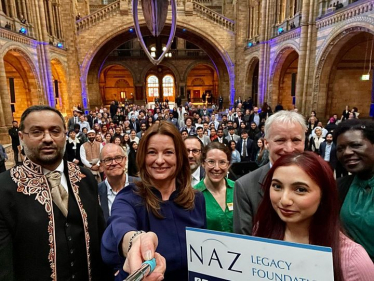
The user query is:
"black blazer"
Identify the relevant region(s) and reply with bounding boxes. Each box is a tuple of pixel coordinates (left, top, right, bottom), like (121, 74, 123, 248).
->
(213, 137, 229, 146)
(98, 176, 139, 223)
(65, 140, 82, 165)
(236, 138, 254, 160)
(319, 142, 337, 169)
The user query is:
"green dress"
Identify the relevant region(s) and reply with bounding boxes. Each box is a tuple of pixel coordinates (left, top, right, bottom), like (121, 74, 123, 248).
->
(194, 178, 235, 233)
(340, 175, 374, 260)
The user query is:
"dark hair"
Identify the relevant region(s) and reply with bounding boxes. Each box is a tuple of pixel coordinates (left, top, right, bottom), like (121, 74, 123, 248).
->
(136, 121, 195, 218)
(256, 138, 266, 160)
(202, 142, 231, 163)
(112, 136, 122, 144)
(184, 135, 204, 149)
(253, 152, 343, 280)
(20, 105, 66, 131)
(333, 119, 374, 144)
(228, 140, 237, 151)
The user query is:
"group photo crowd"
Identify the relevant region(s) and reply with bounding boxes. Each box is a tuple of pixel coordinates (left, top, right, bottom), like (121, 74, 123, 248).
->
(0, 99, 373, 281)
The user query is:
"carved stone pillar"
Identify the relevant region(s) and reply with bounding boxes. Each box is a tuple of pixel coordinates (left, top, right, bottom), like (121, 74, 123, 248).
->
(0, 57, 14, 144)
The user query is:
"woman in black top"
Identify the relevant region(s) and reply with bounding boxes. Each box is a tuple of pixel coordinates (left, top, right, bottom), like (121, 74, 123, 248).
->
(127, 141, 139, 177)
(65, 129, 82, 165)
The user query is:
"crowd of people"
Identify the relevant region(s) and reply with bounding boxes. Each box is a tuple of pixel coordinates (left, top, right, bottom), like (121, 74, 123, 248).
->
(0, 100, 373, 281)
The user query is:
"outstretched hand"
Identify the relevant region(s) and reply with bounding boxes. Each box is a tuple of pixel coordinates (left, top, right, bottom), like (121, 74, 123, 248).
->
(123, 232, 166, 281)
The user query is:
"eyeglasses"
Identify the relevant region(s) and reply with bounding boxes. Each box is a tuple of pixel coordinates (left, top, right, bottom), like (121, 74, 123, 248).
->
(102, 155, 125, 166)
(187, 149, 201, 155)
(204, 159, 229, 169)
(22, 129, 65, 140)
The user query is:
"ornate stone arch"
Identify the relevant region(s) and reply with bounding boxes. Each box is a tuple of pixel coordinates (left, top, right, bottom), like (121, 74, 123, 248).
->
(245, 55, 260, 102)
(115, 79, 130, 88)
(0, 43, 42, 90)
(191, 78, 205, 86)
(313, 24, 374, 118)
(100, 61, 138, 84)
(182, 61, 216, 82)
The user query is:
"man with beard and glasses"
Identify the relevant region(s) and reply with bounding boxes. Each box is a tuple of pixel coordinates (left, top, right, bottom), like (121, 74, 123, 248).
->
(184, 136, 205, 187)
(80, 130, 103, 182)
(0, 105, 110, 280)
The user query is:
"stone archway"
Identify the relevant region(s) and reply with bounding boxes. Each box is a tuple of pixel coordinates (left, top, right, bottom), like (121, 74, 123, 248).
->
(82, 25, 232, 109)
(51, 58, 69, 116)
(314, 26, 374, 118)
(98, 65, 135, 106)
(246, 57, 260, 106)
(269, 47, 299, 110)
(3, 49, 40, 120)
(185, 64, 218, 104)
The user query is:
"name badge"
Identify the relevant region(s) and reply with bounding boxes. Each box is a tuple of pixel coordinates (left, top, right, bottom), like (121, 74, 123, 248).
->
(227, 202, 233, 211)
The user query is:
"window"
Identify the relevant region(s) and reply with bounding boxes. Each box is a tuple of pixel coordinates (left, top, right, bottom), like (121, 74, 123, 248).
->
(147, 75, 159, 97)
(163, 75, 174, 97)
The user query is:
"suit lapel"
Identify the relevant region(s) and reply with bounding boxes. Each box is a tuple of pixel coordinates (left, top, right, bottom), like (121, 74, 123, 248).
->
(258, 164, 271, 198)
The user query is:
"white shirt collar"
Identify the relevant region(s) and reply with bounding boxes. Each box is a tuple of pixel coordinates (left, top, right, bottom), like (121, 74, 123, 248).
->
(43, 160, 64, 175)
(192, 166, 201, 181)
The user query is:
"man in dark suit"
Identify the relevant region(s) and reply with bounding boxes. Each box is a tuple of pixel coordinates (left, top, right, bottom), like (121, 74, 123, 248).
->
(98, 144, 138, 223)
(8, 120, 20, 165)
(213, 128, 229, 146)
(233, 111, 306, 235)
(67, 108, 82, 131)
(0, 105, 110, 280)
(319, 132, 337, 172)
(235, 130, 254, 161)
(129, 115, 140, 133)
(249, 106, 261, 126)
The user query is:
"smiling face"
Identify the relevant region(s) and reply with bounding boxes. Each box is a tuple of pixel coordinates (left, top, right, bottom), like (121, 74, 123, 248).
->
(145, 134, 177, 185)
(270, 165, 321, 228)
(184, 138, 202, 172)
(265, 121, 305, 164)
(101, 144, 126, 178)
(19, 110, 66, 170)
(203, 149, 229, 184)
(337, 130, 374, 176)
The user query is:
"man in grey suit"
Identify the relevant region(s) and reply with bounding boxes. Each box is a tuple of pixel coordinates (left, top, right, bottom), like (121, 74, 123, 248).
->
(196, 126, 210, 146)
(98, 144, 138, 222)
(233, 111, 306, 234)
(225, 126, 240, 142)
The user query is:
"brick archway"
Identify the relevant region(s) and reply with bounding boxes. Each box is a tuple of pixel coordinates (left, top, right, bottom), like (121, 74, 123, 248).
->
(3, 48, 40, 120)
(269, 47, 299, 110)
(314, 26, 374, 118)
(246, 56, 260, 105)
(51, 58, 69, 116)
(82, 25, 233, 109)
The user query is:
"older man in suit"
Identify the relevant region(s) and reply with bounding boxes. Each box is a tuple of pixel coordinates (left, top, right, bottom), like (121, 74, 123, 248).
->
(98, 144, 138, 223)
(233, 111, 306, 235)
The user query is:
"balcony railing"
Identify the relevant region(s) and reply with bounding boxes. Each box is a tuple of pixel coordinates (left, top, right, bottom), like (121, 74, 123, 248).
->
(317, 0, 373, 29)
(107, 48, 209, 59)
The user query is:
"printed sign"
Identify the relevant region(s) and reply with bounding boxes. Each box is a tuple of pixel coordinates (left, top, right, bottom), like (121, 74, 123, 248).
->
(186, 228, 334, 281)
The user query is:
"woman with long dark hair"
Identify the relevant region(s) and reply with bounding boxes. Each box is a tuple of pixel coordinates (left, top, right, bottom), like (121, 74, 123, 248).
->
(127, 141, 139, 177)
(253, 152, 373, 280)
(255, 138, 269, 167)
